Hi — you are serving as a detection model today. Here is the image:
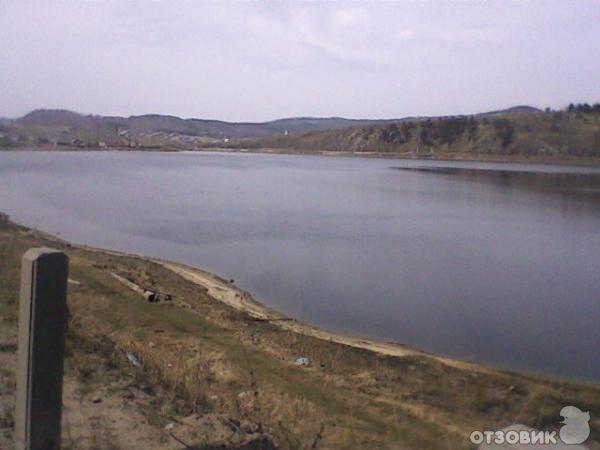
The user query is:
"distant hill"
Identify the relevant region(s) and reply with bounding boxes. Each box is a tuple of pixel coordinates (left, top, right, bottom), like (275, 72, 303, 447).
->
(225, 105, 600, 162)
(10, 105, 543, 141)
(19, 109, 95, 127)
(12, 109, 399, 141)
(478, 105, 542, 116)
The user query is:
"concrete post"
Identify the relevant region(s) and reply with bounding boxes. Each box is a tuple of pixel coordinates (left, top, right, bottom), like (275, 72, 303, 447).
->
(15, 248, 68, 450)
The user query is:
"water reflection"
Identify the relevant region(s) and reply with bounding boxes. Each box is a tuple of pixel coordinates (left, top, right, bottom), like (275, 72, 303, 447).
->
(397, 166, 600, 198)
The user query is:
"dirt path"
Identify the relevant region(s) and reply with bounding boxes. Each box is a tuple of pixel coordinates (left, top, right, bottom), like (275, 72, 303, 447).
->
(61, 381, 167, 450)
(0, 317, 168, 450)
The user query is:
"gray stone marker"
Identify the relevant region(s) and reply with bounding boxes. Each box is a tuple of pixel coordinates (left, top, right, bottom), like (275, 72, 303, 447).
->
(15, 248, 69, 450)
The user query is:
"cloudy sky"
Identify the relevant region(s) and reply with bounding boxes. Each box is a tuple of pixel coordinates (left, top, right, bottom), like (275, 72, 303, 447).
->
(1, 0, 598, 121)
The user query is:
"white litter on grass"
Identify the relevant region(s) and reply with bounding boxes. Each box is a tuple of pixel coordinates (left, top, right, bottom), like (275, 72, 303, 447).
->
(294, 357, 310, 366)
(126, 352, 141, 367)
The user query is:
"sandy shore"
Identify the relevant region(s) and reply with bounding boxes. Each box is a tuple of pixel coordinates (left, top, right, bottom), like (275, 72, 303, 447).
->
(157, 260, 490, 372)
(1, 207, 495, 376)
(1, 209, 510, 376)
(5, 213, 485, 373)
(73, 238, 484, 373)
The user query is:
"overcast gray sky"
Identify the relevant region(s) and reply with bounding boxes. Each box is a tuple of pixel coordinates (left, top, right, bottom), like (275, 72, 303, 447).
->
(1, 0, 598, 121)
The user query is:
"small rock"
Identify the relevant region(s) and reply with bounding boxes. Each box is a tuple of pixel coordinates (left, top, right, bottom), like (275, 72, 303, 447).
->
(164, 423, 175, 430)
(92, 398, 102, 404)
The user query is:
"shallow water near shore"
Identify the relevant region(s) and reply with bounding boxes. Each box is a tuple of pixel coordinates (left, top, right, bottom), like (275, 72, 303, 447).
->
(1, 150, 599, 380)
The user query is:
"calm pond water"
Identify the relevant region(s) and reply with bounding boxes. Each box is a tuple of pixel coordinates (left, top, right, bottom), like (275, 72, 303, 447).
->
(1, 151, 599, 380)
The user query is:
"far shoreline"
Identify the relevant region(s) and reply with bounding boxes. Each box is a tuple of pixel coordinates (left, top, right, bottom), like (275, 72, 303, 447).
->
(2, 145, 600, 167)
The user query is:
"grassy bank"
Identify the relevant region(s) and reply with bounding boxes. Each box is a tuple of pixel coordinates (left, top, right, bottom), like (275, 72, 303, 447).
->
(0, 213, 598, 449)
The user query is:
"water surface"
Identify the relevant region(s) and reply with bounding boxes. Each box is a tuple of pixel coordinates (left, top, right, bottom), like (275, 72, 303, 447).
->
(1, 151, 599, 380)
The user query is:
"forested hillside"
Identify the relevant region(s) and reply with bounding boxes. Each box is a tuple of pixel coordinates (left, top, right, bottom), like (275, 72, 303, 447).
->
(227, 104, 600, 161)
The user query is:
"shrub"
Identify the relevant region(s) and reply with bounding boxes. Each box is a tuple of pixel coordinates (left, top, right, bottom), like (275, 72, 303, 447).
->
(493, 119, 515, 147)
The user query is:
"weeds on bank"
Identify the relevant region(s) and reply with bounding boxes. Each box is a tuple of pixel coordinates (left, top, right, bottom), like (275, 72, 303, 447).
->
(0, 236, 19, 324)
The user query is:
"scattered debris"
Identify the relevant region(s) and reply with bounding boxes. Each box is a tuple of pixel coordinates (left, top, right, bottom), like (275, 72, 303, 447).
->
(143, 290, 157, 302)
(294, 357, 311, 367)
(126, 352, 141, 367)
(164, 423, 175, 430)
(111, 272, 175, 303)
(67, 278, 81, 286)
